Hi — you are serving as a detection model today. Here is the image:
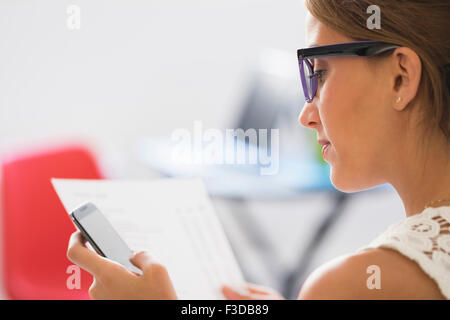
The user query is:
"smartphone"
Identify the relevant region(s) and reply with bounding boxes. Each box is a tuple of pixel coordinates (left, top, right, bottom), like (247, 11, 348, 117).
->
(70, 202, 142, 275)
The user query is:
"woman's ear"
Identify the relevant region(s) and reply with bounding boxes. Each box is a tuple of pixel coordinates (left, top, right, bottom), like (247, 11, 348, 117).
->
(390, 47, 422, 111)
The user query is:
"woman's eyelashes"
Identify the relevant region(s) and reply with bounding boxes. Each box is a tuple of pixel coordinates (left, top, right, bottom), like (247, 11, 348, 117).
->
(310, 69, 326, 83)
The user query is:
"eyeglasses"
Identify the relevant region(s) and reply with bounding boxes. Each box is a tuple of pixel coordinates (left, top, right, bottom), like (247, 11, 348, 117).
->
(297, 41, 400, 103)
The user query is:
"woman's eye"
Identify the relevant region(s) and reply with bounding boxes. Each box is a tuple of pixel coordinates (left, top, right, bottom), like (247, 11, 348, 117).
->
(309, 69, 326, 82)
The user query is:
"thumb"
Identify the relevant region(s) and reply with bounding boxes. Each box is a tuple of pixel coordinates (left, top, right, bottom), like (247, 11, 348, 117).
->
(129, 250, 154, 271)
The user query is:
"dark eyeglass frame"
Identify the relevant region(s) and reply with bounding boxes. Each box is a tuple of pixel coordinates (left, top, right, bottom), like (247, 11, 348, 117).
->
(297, 41, 401, 102)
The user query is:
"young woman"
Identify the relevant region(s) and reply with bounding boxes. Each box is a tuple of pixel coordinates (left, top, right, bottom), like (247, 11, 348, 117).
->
(67, 0, 450, 299)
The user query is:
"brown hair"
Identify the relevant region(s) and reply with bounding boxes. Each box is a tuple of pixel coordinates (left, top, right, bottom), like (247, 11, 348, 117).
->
(305, 0, 450, 141)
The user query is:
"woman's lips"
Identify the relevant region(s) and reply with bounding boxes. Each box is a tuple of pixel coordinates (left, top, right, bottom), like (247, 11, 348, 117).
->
(318, 139, 331, 159)
(321, 142, 330, 159)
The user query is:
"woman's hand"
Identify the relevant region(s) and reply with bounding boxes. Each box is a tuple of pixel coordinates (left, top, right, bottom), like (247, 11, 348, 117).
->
(221, 283, 285, 300)
(67, 231, 177, 300)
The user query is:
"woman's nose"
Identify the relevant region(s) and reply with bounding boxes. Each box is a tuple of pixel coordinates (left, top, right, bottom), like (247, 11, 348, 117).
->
(298, 101, 320, 129)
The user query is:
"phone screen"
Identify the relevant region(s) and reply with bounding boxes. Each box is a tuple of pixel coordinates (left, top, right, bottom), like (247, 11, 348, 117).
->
(71, 202, 142, 275)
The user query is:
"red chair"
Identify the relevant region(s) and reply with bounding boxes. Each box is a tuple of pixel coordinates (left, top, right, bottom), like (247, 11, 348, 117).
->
(1, 145, 104, 299)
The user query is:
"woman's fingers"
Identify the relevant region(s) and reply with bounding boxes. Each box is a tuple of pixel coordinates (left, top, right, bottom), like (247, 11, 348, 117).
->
(88, 278, 106, 300)
(221, 285, 252, 300)
(246, 283, 274, 295)
(246, 283, 284, 298)
(222, 284, 285, 300)
(68, 230, 87, 247)
(67, 231, 113, 279)
(129, 251, 155, 271)
(129, 250, 170, 281)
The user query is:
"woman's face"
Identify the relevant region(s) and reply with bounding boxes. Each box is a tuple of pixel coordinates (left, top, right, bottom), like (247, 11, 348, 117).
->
(299, 13, 401, 192)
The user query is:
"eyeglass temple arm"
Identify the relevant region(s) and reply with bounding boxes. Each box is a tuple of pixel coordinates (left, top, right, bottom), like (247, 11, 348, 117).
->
(298, 42, 400, 60)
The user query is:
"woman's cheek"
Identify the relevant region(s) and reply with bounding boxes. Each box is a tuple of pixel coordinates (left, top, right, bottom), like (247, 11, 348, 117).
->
(318, 79, 341, 136)
(320, 80, 355, 161)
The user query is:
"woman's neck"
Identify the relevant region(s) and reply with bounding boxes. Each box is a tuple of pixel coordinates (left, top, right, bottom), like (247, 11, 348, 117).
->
(389, 131, 450, 217)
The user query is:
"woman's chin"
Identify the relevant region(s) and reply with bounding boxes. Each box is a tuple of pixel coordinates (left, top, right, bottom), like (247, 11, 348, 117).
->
(329, 167, 379, 193)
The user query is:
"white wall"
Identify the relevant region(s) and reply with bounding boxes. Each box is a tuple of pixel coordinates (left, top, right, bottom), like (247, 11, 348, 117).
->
(0, 0, 307, 163)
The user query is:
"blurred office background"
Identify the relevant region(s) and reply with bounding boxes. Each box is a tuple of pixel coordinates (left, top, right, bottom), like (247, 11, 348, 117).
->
(0, 0, 405, 299)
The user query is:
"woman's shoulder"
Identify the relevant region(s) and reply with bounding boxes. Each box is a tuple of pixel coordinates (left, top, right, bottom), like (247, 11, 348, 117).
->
(298, 247, 445, 299)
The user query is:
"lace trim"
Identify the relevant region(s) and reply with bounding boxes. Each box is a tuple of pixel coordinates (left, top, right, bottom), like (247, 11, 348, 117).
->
(358, 206, 450, 299)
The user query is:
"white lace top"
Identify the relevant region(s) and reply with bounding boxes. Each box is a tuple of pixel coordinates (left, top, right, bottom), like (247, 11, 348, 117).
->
(359, 205, 450, 299)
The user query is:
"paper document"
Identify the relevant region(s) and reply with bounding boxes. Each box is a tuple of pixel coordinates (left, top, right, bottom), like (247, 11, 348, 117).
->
(52, 178, 245, 299)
